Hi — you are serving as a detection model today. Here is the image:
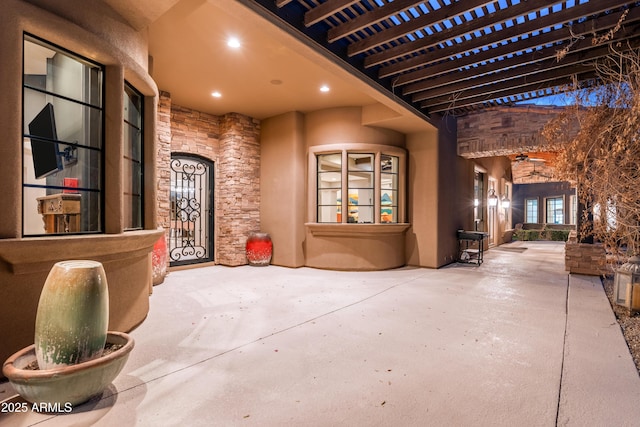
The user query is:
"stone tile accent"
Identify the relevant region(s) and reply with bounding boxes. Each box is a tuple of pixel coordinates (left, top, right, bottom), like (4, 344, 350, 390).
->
(217, 113, 261, 266)
(156, 91, 172, 235)
(156, 93, 261, 267)
(565, 241, 607, 276)
(457, 105, 576, 158)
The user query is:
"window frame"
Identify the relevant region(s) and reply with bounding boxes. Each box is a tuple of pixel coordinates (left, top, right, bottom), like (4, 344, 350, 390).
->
(347, 152, 375, 224)
(525, 197, 539, 223)
(545, 196, 564, 224)
(380, 154, 399, 224)
(310, 144, 406, 225)
(123, 81, 144, 231)
(316, 153, 342, 224)
(569, 194, 577, 225)
(22, 33, 105, 237)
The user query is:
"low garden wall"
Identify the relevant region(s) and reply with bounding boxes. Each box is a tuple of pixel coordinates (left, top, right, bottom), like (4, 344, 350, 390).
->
(564, 230, 608, 276)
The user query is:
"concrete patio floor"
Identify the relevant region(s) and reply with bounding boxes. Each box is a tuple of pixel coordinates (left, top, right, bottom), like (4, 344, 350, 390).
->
(2, 241, 640, 426)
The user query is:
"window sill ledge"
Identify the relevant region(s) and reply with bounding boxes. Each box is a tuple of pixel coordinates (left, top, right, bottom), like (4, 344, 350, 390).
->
(0, 229, 164, 275)
(305, 223, 410, 238)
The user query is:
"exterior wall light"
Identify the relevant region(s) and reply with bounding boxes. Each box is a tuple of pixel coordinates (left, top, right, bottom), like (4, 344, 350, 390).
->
(488, 188, 498, 207)
(613, 256, 640, 313)
(501, 196, 511, 209)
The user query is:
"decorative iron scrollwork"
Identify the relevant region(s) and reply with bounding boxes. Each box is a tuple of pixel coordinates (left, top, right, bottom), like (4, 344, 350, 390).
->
(169, 157, 212, 265)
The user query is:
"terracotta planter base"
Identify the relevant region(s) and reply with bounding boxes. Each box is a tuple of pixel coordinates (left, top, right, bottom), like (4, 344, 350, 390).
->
(2, 331, 134, 407)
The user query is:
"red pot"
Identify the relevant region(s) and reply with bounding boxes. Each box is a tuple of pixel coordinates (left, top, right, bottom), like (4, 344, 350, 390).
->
(152, 233, 168, 285)
(246, 232, 272, 266)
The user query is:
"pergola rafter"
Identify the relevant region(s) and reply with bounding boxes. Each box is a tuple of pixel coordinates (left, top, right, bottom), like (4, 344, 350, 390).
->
(246, 0, 640, 116)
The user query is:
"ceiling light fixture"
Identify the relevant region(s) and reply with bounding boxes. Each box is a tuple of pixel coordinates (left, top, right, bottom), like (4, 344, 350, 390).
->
(211, 91, 222, 98)
(320, 85, 330, 92)
(227, 37, 241, 48)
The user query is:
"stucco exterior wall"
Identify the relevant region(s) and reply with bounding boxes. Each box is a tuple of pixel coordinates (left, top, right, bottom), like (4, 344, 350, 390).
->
(261, 107, 427, 270)
(260, 106, 471, 270)
(406, 115, 465, 268)
(304, 107, 405, 149)
(260, 112, 306, 267)
(0, 0, 161, 373)
(302, 107, 410, 270)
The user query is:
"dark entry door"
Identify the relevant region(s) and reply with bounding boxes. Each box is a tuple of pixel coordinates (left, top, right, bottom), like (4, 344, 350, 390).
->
(169, 155, 214, 266)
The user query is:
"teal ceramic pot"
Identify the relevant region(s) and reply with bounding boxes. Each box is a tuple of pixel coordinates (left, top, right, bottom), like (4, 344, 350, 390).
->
(35, 260, 109, 370)
(2, 332, 134, 406)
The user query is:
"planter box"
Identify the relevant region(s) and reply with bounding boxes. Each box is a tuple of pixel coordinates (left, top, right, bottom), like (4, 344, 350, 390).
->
(565, 241, 607, 276)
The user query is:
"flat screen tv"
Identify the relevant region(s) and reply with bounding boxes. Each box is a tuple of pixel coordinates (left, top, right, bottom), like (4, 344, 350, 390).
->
(29, 102, 63, 179)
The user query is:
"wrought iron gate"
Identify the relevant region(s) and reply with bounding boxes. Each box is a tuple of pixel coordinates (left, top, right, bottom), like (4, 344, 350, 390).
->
(169, 155, 214, 266)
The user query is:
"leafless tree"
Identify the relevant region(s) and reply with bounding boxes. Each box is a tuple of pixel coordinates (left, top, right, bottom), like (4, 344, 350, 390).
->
(543, 41, 640, 260)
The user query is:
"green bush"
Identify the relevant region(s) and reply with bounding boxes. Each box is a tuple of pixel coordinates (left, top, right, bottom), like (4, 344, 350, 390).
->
(513, 228, 570, 242)
(550, 230, 570, 241)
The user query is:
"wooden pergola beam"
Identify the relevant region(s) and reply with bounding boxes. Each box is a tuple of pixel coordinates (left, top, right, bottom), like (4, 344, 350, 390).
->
(305, 0, 361, 27)
(395, 8, 640, 90)
(424, 72, 598, 113)
(370, 0, 632, 71)
(347, 0, 496, 56)
(410, 35, 640, 103)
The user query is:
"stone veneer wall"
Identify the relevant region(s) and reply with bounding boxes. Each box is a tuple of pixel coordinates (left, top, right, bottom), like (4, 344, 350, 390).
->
(217, 113, 261, 265)
(156, 92, 172, 234)
(156, 92, 261, 266)
(565, 232, 607, 276)
(457, 105, 579, 158)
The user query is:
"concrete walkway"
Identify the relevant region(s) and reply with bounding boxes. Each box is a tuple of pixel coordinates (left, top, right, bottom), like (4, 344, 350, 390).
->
(2, 241, 640, 426)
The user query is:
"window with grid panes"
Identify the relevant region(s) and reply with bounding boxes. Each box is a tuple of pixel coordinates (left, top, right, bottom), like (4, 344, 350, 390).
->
(316, 150, 402, 224)
(22, 35, 104, 235)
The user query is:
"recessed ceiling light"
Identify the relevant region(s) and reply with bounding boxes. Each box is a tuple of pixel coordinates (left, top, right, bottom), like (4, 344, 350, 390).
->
(320, 85, 330, 92)
(227, 37, 241, 48)
(211, 91, 222, 98)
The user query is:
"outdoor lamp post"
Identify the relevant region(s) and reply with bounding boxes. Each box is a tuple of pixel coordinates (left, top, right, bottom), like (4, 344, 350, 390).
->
(613, 256, 640, 313)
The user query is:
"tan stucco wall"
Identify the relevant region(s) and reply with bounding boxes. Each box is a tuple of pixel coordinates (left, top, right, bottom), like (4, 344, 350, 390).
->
(260, 106, 485, 271)
(260, 112, 306, 267)
(0, 0, 160, 372)
(406, 115, 466, 268)
(304, 107, 406, 149)
(302, 107, 410, 270)
(304, 224, 410, 270)
(405, 130, 440, 267)
(262, 106, 417, 270)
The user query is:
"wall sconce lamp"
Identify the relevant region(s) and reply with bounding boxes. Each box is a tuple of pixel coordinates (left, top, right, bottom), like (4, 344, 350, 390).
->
(501, 196, 511, 209)
(613, 256, 640, 313)
(488, 188, 498, 207)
